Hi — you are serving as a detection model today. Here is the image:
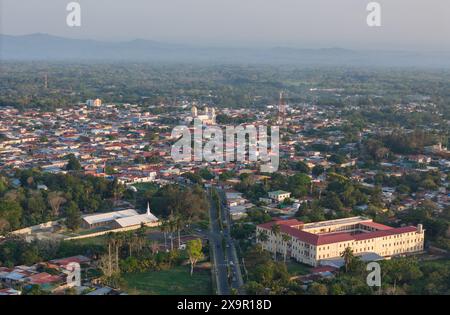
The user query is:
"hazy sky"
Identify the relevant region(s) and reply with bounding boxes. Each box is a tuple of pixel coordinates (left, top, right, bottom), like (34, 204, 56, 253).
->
(1, 0, 449, 51)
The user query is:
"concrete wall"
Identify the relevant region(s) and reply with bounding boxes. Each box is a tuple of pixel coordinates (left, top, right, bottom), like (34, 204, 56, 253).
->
(64, 222, 160, 241)
(10, 220, 61, 235)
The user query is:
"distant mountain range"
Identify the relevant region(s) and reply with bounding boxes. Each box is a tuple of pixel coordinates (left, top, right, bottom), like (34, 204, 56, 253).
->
(1, 33, 450, 67)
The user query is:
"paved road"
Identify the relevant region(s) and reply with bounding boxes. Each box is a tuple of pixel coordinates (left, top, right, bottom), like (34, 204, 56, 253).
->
(217, 188, 245, 293)
(208, 188, 230, 295)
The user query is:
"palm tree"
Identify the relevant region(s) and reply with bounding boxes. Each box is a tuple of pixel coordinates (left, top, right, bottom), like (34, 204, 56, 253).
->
(271, 224, 281, 261)
(282, 234, 291, 263)
(106, 233, 114, 275)
(125, 231, 134, 257)
(341, 247, 354, 273)
(257, 230, 269, 243)
(150, 241, 159, 254)
(114, 233, 124, 272)
(168, 215, 176, 251)
(256, 230, 269, 253)
(175, 214, 184, 249)
(161, 219, 169, 251)
(136, 227, 146, 255)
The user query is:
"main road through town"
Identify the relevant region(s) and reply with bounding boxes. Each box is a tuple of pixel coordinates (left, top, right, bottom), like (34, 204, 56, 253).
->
(208, 188, 231, 295)
(217, 188, 245, 293)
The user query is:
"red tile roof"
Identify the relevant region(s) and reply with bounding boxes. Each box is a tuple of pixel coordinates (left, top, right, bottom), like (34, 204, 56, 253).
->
(360, 221, 393, 231)
(49, 255, 90, 267)
(27, 273, 62, 285)
(311, 265, 339, 274)
(258, 220, 418, 246)
(258, 218, 303, 229)
(353, 226, 418, 241)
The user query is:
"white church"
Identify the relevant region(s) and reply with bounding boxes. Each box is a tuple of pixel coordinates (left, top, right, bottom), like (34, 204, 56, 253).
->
(81, 203, 159, 230)
(190, 104, 216, 125)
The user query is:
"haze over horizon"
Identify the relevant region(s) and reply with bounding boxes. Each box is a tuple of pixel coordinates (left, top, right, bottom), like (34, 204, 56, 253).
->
(1, 0, 449, 52)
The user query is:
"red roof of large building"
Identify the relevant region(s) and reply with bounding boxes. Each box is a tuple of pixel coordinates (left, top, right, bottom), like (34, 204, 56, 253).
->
(353, 226, 418, 241)
(360, 221, 393, 231)
(258, 219, 418, 246)
(259, 218, 304, 229)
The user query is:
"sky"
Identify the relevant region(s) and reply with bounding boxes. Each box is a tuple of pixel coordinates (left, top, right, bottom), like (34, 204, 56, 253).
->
(1, 0, 449, 51)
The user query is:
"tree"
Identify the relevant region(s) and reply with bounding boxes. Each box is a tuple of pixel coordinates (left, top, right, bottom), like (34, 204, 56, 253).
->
(287, 173, 311, 198)
(199, 168, 214, 180)
(150, 241, 159, 254)
(0, 199, 23, 231)
(47, 191, 66, 218)
(270, 224, 281, 261)
(150, 184, 209, 221)
(135, 227, 146, 255)
(0, 218, 10, 234)
(110, 178, 125, 203)
(186, 238, 204, 276)
(124, 231, 134, 257)
(329, 154, 346, 164)
(65, 201, 82, 231)
(341, 247, 355, 273)
(0, 176, 8, 194)
(113, 233, 124, 272)
(23, 284, 47, 295)
(102, 233, 116, 278)
(294, 161, 310, 174)
(65, 287, 77, 295)
(24, 191, 48, 226)
(19, 243, 42, 266)
(66, 154, 82, 171)
(175, 214, 184, 249)
(99, 254, 115, 279)
(381, 257, 423, 287)
(105, 165, 116, 175)
(309, 283, 328, 295)
(245, 281, 266, 295)
(257, 230, 269, 243)
(168, 214, 176, 251)
(160, 219, 169, 251)
(282, 234, 291, 263)
(312, 165, 325, 177)
(323, 192, 344, 211)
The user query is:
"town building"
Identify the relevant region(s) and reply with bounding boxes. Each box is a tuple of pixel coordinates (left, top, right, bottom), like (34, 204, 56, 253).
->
(86, 99, 102, 107)
(81, 203, 159, 229)
(268, 190, 291, 202)
(191, 105, 216, 125)
(256, 216, 425, 267)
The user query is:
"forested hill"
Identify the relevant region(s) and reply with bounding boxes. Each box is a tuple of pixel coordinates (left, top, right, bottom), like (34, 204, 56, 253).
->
(2, 33, 450, 68)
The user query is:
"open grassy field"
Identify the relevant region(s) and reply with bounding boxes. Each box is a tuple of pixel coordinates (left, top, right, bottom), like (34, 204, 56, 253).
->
(131, 182, 159, 192)
(122, 265, 212, 295)
(286, 260, 312, 276)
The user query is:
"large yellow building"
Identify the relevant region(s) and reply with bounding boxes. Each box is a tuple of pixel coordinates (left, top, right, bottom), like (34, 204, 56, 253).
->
(256, 216, 424, 266)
